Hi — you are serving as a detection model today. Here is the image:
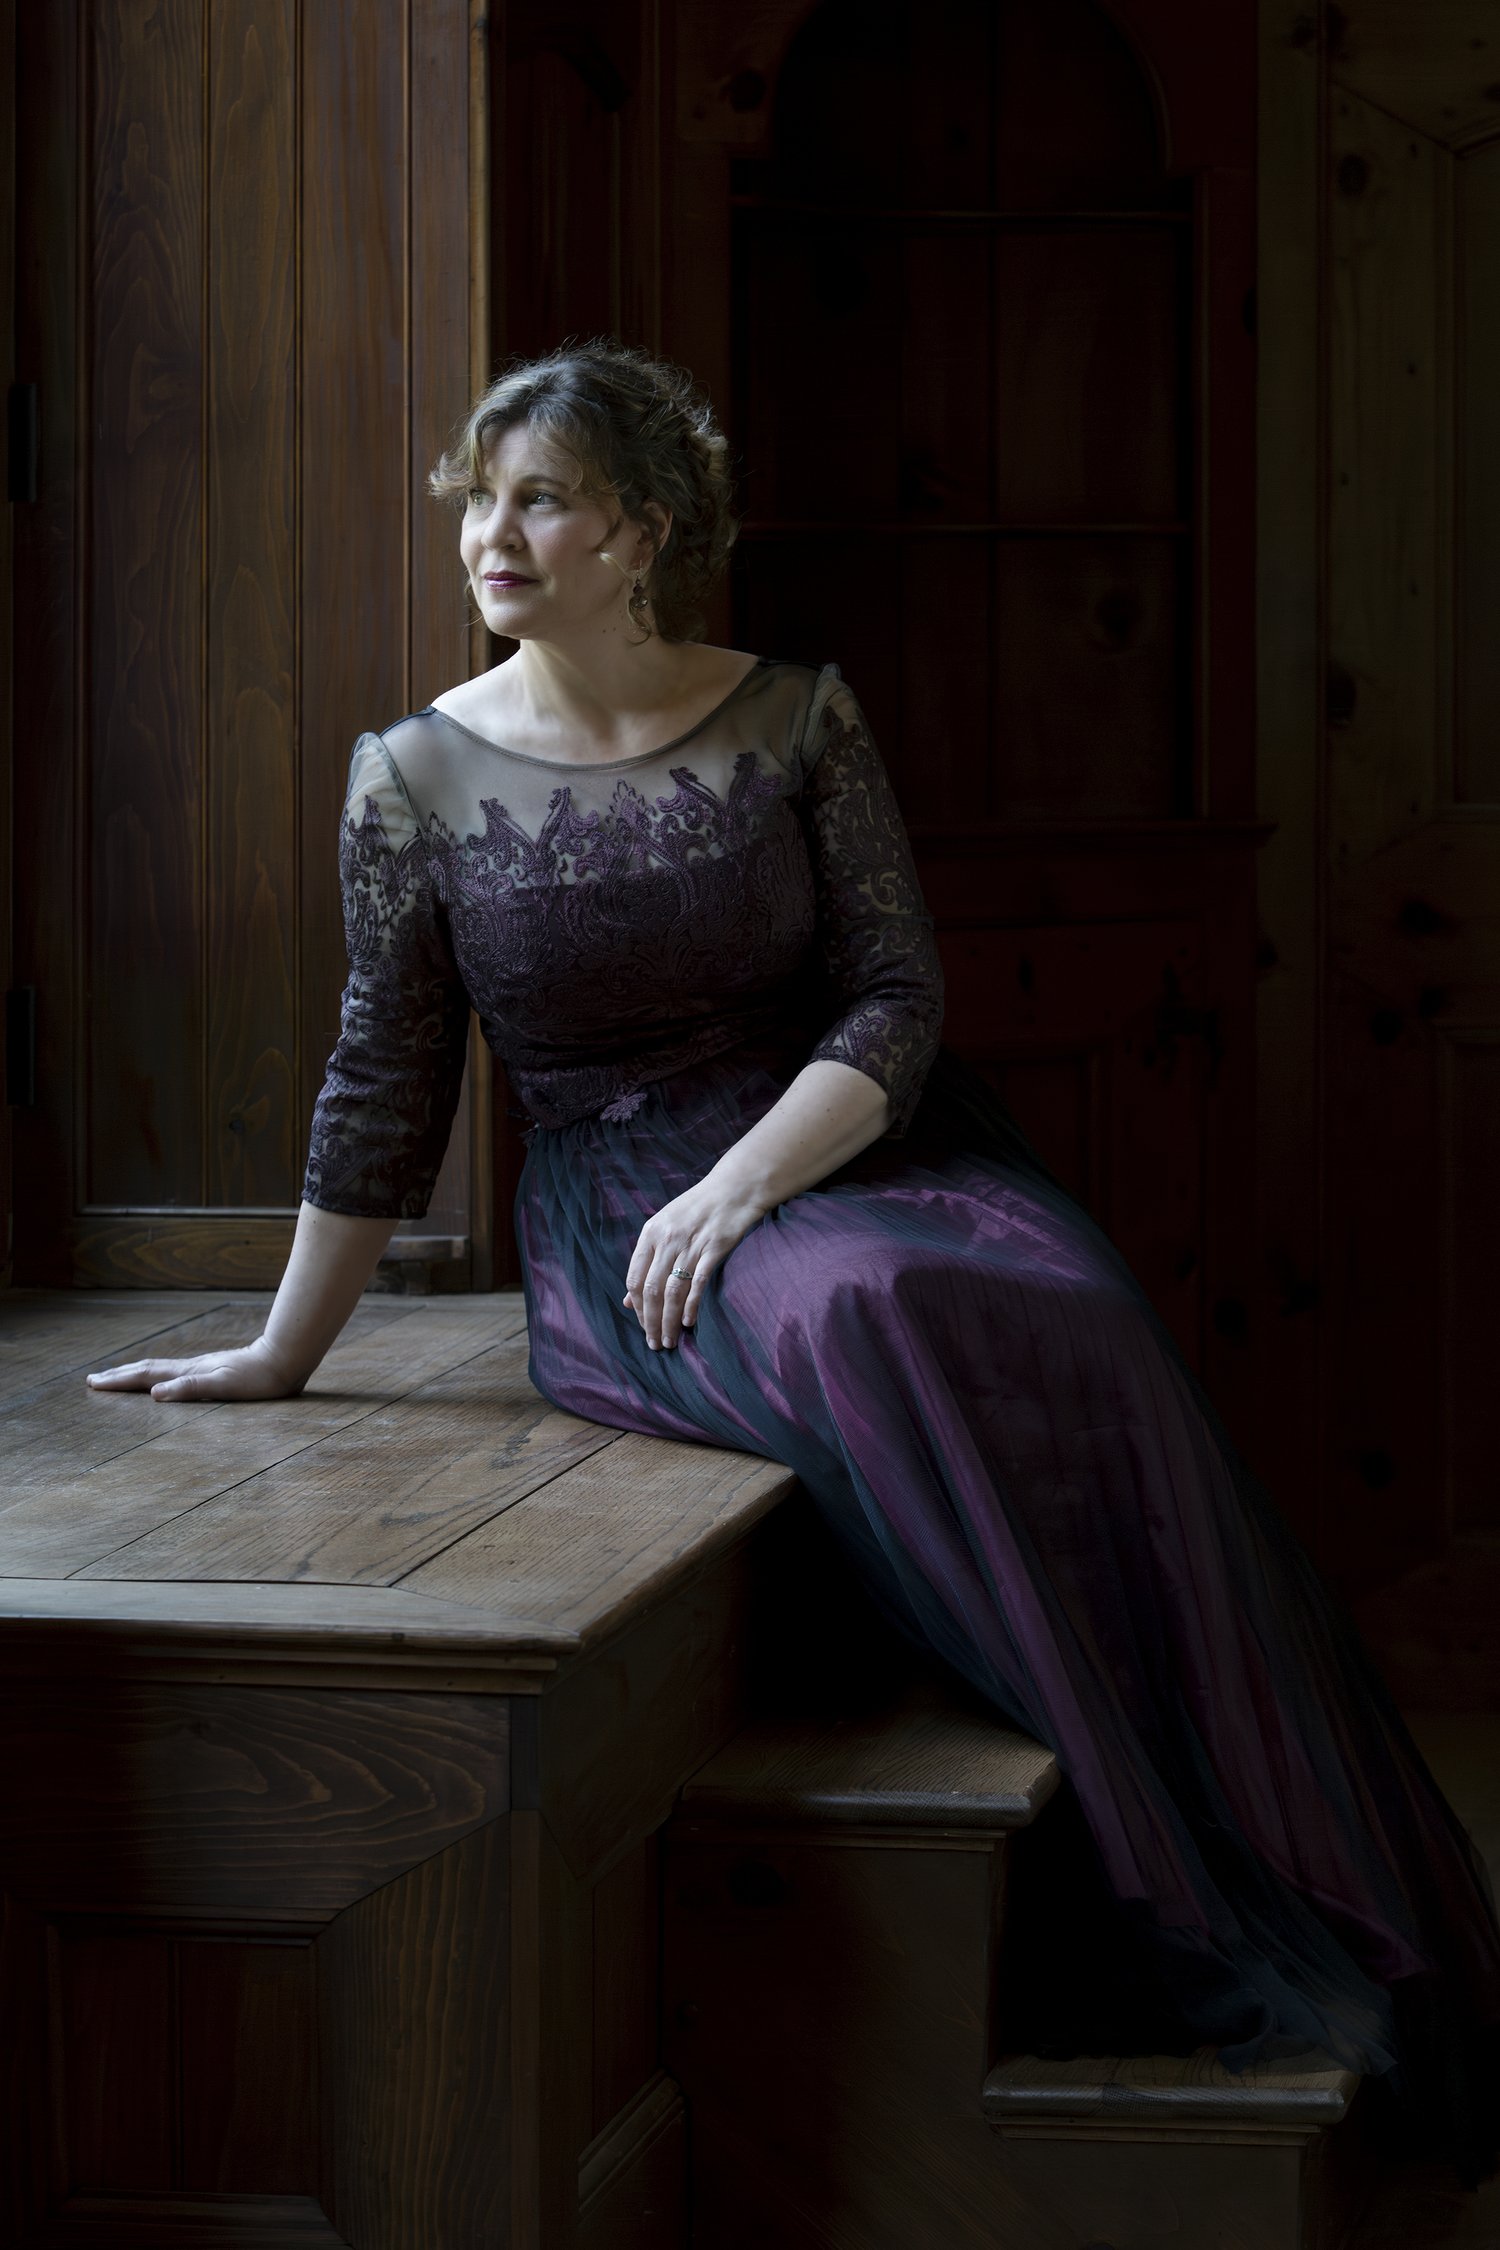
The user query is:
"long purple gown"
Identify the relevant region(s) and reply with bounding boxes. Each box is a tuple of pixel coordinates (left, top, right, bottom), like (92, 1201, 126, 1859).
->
(304, 654, 1500, 2181)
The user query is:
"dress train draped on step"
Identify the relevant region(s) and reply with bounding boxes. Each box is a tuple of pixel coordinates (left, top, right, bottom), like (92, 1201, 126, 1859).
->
(518, 1036, 1500, 2185)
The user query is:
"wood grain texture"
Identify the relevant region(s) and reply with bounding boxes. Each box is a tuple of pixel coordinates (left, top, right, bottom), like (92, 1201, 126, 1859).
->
(72, 1331, 621, 1588)
(0, 1293, 237, 1409)
(0, 1580, 562, 1685)
(297, 0, 409, 1157)
(576, 2072, 686, 2250)
(57, 1928, 175, 2190)
(663, 1828, 1022, 2250)
(320, 1818, 510, 2250)
(1324, 85, 1472, 1583)
(992, 2137, 1318, 2250)
(676, 1677, 1058, 1833)
(33, 2192, 344, 2247)
(205, 0, 299, 1209)
(983, 2048, 1358, 2138)
(404, 1429, 795, 1641)
(60, 1218, 302, 1291)
(0, 1684, 508, 1917)
(87, 0, 206, 1207)
(590, 1839, 661, 2137)
(15, 0, 481, 1282)
(11, 0, 80, 1282)
(1, 1300, 516, 1566)
(507, 1808, 595, 2250)
(533, 1538, 763, 1885)
(177, 1941, 317, 2192)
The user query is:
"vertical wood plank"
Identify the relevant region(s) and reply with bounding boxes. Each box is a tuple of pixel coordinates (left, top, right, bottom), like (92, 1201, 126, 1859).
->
(591, 1833, 660, 2136)
(406, 0, 475, 1245)
(1325, 92, 1445, 1570)
(11, 0, 81, 1280)
(176, 1938, 318, 2192)
(1447, 1037, 1500, 1532)
(87, 0, 206, 1207)
(299, 0, 411, 1144)
(411, 0, 473, 716)
(0, 1888, 51, 2240)
(206, 0, 299, 1207)
(508, 1808, 595, 2250)
(1252, 0, 1327, 1552)
(320, 1817, 510, 2250)
(0, 0, 15, 1281)
(1456, 141, 1500, 805)
(57, 1928, 175, 2192)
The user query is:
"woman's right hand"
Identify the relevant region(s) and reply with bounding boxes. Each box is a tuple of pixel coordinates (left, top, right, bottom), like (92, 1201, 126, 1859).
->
(86, 1335, 307, 1403)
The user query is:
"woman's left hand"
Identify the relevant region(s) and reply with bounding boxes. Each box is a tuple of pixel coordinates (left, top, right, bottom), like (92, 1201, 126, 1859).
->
(623, 1176, 771, 1349)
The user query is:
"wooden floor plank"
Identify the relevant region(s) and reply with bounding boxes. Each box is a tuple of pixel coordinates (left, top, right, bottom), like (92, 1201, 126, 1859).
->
(68, 1332, 619, 1589)
(4, 1305, 529, 1581)
(0, 1290, 795, 1665)
(0, 1292, 247, 1409)
(402, 1434, 796, 1642)
(1, 1301, 426, 1490)
(0, 1574, 550, 1647)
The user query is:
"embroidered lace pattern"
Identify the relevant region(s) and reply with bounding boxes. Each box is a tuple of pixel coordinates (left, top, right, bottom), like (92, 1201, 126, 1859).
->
(302, 660, 944, 1218)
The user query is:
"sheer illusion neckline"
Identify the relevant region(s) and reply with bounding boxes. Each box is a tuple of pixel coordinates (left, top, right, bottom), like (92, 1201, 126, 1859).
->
(424, 654, 773, 772)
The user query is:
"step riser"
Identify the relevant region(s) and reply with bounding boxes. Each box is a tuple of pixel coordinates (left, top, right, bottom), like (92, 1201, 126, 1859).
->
(664, 1825, 1035, 2250)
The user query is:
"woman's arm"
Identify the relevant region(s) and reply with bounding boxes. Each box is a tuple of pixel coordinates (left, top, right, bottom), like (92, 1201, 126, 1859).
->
(87, 1203, 396, 1400)
(88, 730, 470, 1403)
(625, 676, 942, 1351)
(622, 1057, 890, 1351)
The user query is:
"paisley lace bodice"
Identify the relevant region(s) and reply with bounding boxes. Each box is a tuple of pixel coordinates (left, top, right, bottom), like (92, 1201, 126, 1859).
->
(303, 657, 945, 1218)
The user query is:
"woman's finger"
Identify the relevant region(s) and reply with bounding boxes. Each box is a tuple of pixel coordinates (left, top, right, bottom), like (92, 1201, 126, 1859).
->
(640, 1239, 682, 1350)
(87, 1359, 181, 1391)
(623, 1223, 660, 1317)
(660, 1257, 695, 1349)
(680, 1254, 714, 1330)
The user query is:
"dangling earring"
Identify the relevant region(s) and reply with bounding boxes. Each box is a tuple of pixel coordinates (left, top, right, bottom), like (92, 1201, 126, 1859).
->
(627, 570, 653, 638)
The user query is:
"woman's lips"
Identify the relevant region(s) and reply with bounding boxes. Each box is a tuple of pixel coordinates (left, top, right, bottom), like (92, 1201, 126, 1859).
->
(486, 574, 535, 587)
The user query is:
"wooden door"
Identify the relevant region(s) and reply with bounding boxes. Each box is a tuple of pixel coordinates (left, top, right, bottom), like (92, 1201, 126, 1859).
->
(1260, 0, 1500, 1687)
(495, 0, 1261, 1393)
(12, 0, 493, 1289)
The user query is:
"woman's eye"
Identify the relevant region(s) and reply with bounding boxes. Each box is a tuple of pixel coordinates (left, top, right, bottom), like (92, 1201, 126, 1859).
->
(466, 487, 489, 507)
(527, 490, 559, 505)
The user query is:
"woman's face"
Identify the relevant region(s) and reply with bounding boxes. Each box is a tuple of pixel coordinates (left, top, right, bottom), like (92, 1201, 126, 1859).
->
(460, 419, 669, 642)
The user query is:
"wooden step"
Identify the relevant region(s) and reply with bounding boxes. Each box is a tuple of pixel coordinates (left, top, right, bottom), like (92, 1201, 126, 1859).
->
(673, 1675, 1059, 1835)
(665, 1682, 1065, 2247)
(983, 2050, 1366, 2249)
(985, 2046, 1360, 2140)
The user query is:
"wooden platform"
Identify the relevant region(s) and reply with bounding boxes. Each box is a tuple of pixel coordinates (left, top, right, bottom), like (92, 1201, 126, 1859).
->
(0, 1288, 803, 2250)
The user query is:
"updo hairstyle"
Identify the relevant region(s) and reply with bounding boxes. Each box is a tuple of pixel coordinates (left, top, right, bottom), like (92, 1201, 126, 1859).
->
(428, 337, 740, 643)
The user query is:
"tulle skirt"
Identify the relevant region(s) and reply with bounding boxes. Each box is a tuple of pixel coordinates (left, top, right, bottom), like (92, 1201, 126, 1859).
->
(514, 1034, 1500, 2183)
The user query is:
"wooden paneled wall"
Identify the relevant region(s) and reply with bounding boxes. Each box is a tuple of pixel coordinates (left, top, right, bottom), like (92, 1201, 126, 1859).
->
(11, 0, 492, 1288)
(0, 0, 16, 1286)
(1258, 1, 1500, 1681)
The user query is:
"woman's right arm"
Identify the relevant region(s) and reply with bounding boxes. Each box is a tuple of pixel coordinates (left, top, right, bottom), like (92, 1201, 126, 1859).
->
(86, 1202, 396, 1400)
(87, 729, 470, 1404)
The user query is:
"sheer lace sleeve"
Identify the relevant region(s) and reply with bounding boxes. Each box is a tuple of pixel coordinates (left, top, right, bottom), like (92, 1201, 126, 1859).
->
(796, 672, 944, 1137)
(302, 733, 471, 1219)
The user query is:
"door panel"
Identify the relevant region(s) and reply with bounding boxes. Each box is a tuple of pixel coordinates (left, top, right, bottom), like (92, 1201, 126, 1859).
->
(13, 0, 487, 1288)
(1257, 3, 1500, 1689)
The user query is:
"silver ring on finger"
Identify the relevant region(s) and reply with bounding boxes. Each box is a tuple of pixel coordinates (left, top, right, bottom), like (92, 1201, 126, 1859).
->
(668, 1264, 690, 1282)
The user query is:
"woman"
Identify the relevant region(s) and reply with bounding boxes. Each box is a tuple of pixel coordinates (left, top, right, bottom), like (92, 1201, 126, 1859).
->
(89, 338, 1500, 2183)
